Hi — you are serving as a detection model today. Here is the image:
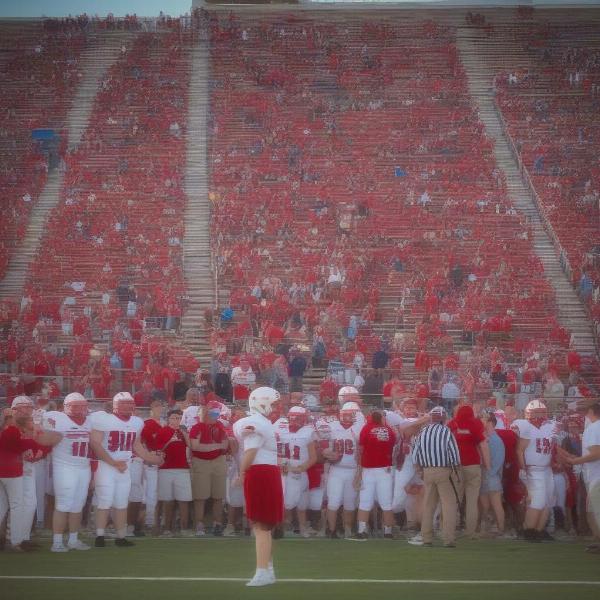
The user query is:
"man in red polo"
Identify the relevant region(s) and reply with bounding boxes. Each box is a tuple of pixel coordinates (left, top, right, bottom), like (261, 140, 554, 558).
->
(189, 401, 229, 536)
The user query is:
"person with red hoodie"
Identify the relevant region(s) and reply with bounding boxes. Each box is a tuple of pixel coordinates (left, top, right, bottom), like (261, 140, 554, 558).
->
(0, 401, 61, 552)
(448, 404, 490, 538)
(154, 409, 193, 536)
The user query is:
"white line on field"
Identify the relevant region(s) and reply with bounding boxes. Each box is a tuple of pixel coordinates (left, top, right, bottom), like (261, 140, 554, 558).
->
(1, 577, 599, 585)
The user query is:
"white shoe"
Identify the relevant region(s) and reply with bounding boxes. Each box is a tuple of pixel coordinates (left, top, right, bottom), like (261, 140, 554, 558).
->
(160, 530, 174, 538)
(300, 528, 312, 538)
(67, 540, 91, 551)
(222, 525, 236, 537)
(179, 529, 195, 538)
(195, 528, 206, 537)
(51, 544, 69, 553)
(408, 534, 424, 546)
(246, 571, 275, 587)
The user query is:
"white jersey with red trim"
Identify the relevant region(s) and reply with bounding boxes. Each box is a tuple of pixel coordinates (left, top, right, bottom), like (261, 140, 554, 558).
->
(328, 420, 361, 469)
(89, 411, 144, 462)
(512, 419, 557, 468)
(274, 419, 315, 467)
(233, 412, 278, 466)
(43, 411, 92, 467)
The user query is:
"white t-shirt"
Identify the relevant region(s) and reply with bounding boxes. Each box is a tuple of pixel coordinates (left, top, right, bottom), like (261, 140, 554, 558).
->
(328, 420, 361, 469)
(512, 419, 556, 468)
(43, 411, 91, 467)
(233, 413, 278, 466)
(230, 367, 256, 387)
(582, 419, 600, 487)
(274, 419, 315, 467)
(89, 411, 144, 462)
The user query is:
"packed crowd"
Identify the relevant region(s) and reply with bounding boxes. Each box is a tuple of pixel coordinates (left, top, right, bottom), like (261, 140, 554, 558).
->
(207, 13, 567, 385)
(494, 20, 600, 345)
(0, 22, 86, 278)
(1, 383, 599, 555)
(0, 28, 200, 402)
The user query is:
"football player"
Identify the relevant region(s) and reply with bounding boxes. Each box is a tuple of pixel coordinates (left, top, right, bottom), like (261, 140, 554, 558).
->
(388, 398, 430, 515)
(43, 393, 92, 552)
(275, 405, 317, 537)
(513, 400, 557, 542)
(89, 392, 163, 548)
(325, 401, 361, 538)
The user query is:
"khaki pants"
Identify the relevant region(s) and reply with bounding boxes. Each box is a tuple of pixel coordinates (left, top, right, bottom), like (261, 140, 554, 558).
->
(191, 456, 227, 500)
(421, 467, 458, 545)
(458, 464, 482, 536)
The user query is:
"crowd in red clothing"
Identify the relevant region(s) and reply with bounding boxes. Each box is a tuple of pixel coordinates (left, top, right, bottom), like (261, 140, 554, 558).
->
(494, 20, 600, 345)
(207, 13, 571, 385)
(0, 23, 86, 277)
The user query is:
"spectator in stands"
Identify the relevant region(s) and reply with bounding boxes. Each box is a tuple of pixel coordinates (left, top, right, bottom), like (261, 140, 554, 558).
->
(231, 357, 256, 402)
(288, 348, 307, 392)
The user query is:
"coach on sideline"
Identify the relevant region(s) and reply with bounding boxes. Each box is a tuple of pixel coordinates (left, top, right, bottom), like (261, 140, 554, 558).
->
(410, 406, 460, 548)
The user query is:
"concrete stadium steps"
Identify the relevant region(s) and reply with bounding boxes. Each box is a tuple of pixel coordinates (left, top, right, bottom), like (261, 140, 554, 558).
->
(456, 29, 596, 357)
(181, 37, 214, 366)
(0, 34, 127, 301)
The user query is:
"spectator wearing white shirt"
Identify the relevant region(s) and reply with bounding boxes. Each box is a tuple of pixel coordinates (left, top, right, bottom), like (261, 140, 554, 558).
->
(441, 378, 461, 413)
(231, 358, 256, 402)
(559, 403, 600, 553)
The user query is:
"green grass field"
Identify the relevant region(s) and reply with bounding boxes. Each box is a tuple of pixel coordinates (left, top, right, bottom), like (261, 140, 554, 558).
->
(1, 537, 599, 600)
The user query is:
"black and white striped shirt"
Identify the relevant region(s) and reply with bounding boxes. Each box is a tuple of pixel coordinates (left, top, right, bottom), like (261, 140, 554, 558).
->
(411, 423, 460, 468)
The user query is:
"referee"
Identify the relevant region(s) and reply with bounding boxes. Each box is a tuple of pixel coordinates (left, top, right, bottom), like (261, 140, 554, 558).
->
(410, 406, 460, 548)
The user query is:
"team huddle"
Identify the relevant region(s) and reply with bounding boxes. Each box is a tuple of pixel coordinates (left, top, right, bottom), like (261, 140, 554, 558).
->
(1, 385, 599, 560)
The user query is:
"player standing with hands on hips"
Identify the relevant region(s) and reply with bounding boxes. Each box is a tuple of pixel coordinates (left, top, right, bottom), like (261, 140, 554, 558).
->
(234, 387, 284, 587)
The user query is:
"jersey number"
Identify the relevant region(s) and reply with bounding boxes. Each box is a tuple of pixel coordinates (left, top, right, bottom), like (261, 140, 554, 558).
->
(535, 438, 551, 455)
(333, 439, 354, 455)
(71, 441, 91, 458)
(278, 442, 300, 461)
(108, 431, 136, 453)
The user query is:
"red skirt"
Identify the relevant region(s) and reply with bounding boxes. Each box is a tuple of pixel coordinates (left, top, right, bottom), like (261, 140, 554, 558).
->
(244, 464, 284, 528)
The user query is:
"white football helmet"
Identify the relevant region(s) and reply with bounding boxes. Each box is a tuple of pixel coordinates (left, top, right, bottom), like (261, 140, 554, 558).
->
(248, 386, 280, 417)
(64, 392, 88, 420)
(338, 385, 360, 406)
(113, 391, 135, 418)
(525, 399, 547, 424)
(288, 405, 308, 430)
(340, 401, 360, 425)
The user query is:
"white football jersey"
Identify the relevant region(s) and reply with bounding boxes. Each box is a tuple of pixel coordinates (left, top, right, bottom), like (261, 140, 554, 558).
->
(89, 411, 144, 462)
(274, 419, 315, 467)
(328, 420, 361, 469)
(233, 412, 278, 466)
(512, 419, 556, 467)
(43, 411, 92, 467)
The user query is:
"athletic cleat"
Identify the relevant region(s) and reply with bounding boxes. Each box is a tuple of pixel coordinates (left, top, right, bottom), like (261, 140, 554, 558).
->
(384, 533, 394, 539)
(51, 544, 69, 553)
(94, 536, 105, 548)
(213, 524, 224, 537)
(348, 532, 368, 541)
(115, 537, 135, 547)
(329, 531, 339, 539)
(67, 540, 91, 551)
(246, 571, 275, 587)
(407, 533, 424, 546)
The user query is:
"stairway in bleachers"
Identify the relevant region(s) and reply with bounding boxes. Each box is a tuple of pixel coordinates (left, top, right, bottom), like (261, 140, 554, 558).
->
(181, 38, 214, 367)
(0, 34, 125, 301)
(456, 28, 597, 357)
